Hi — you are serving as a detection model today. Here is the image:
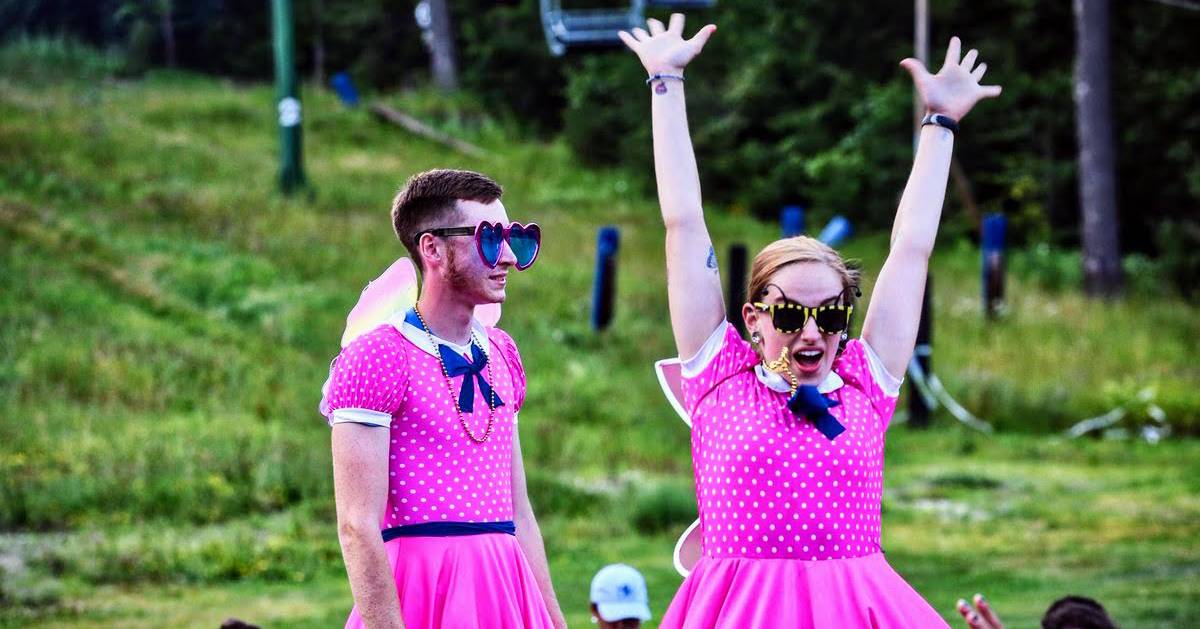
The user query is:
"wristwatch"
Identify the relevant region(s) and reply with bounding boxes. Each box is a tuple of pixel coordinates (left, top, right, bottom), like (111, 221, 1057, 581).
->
(920, 112, 959, 134)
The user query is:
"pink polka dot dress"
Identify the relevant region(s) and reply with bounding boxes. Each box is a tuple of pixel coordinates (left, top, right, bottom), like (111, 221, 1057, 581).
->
(659, 322, 948, 628)
(321, 315, 554, 629)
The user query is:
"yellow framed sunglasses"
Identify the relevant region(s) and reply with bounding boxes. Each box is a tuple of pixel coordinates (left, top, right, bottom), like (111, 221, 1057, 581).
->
(752, 302, 854, 335)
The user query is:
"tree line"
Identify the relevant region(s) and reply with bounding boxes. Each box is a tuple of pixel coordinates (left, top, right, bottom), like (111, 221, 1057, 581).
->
(2, 0, 1197, 296)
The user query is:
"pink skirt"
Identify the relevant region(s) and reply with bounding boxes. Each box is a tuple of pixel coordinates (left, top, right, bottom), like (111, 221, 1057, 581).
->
(660, 553, 949, 628)
(344, 533, 554, 629)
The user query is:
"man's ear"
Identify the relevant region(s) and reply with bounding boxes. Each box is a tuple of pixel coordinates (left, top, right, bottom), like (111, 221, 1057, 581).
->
(417, 232, 441, 270)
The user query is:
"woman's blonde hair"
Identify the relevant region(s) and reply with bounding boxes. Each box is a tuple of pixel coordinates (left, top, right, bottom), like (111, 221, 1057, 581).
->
(746, 236, 861, 307)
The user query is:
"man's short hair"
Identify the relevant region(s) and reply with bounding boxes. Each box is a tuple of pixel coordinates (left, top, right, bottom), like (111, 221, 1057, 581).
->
(390, 169, 503, 272)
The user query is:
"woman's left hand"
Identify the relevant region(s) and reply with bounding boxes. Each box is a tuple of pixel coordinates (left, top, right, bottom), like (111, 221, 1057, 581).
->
(901, 37, 1002, 120)
(956, 593, 1005, 629)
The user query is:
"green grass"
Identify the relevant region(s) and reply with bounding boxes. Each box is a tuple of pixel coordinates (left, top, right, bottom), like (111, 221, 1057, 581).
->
(6, 431, 1198, 627)
(0, 40, 1198, 627)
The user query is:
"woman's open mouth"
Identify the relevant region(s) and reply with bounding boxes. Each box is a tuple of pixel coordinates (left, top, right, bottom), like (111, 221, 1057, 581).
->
(793, 348, 824, 373)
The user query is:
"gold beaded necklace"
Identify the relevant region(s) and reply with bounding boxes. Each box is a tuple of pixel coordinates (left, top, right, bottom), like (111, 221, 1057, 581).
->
(413, 304, 496, 444)
(763, 346, 800, 396)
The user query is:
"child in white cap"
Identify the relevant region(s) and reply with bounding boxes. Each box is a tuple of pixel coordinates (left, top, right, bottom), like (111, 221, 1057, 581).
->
(590, 564, 653, 628)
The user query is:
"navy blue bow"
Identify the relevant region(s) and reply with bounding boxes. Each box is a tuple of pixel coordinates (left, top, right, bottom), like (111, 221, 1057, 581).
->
(787, 385, 845, 441)
(438, 343, 503, 413)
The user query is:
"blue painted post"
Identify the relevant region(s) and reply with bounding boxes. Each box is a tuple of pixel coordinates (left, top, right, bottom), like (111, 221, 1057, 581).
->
(981, 213, 1007, 318)
(817, 216, 853, 247)
(781, 205, 805, 238)
(592, 226, 620, 331)
(330, 72, 360, 107)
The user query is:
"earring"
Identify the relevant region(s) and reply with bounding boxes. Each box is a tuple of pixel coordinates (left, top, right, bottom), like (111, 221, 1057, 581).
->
(751, 331, 762, 344)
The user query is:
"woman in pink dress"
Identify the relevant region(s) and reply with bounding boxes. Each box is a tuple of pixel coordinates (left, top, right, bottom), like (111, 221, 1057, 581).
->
(321, 169, 566, 628)
(618, 15, 1003, 628)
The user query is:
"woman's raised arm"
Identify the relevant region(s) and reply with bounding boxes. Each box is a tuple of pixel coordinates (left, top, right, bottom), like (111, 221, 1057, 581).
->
(862, 37, 1002, 377)
(620, 14, 720, 359)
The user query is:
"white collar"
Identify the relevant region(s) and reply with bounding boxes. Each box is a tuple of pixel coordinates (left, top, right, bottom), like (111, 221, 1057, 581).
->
(388, 311, 490, 359)
(754, 364, 844, 394)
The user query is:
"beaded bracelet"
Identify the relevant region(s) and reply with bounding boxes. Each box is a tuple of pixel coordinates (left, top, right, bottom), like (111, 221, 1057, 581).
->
(646, 73, 685, 85)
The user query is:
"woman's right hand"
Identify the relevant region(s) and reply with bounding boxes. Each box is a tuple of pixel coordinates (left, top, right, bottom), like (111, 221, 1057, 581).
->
(618, 13, 716, 77)
(621, 13, 724, 360)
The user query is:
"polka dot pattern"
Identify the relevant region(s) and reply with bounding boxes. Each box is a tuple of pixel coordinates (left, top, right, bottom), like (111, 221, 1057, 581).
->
(325, 324, 526, 527)
(681, 324, 898, 562)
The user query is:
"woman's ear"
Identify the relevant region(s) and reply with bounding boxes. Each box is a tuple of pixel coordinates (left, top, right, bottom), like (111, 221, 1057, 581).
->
(741, 302, 758, 337)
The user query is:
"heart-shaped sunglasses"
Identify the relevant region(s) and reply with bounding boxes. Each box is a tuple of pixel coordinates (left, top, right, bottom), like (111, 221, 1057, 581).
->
(419, 221, 541, 270)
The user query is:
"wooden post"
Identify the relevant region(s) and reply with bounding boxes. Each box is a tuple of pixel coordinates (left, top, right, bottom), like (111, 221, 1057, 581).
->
(909, 0, 933, 428)
(913, 0, 929, 146)
(727, 244, 748, 337)
(1073, 0, 1123, 297)
(427, 0, 459, 91)
(909, 277, 933, 428)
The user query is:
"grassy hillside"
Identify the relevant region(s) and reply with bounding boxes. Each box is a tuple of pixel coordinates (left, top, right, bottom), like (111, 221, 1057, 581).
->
(1, 40, 1197, 627)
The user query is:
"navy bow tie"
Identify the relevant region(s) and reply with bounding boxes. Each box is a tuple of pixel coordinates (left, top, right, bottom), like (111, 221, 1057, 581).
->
(787, 385, 845, 441)
(438, 343, 504, 413)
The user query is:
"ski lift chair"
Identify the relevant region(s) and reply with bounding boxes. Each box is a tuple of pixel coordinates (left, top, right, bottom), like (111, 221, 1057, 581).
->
(540, 0, 715, 57)
(540, 0, 645, 56)
(645, 0, 715, 8)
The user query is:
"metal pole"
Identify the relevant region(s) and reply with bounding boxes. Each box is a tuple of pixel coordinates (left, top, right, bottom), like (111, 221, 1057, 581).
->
(909, 0, 934, 428)
(914, 0, 929, 145)
(272, 0, 306, 194)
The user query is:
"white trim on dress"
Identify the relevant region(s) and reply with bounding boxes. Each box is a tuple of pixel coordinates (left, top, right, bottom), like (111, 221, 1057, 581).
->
(860, 338, 903, 397)
(331, 408, 393, 428)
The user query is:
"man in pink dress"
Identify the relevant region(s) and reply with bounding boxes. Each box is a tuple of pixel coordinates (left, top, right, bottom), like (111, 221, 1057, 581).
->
(322, 169, 566, 628)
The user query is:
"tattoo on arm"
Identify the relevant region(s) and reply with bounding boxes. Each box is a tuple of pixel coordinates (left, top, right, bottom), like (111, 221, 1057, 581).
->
(705, 246, 718, 273)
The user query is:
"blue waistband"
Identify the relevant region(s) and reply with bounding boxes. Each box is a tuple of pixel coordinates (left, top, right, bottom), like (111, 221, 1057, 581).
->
(381, 520, 516, 542)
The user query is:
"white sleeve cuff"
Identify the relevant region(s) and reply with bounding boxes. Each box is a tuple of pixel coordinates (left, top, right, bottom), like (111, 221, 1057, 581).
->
(330, 408, 393, 428)
(680, 321, 731, 378)
(860, 339, 903, 398)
